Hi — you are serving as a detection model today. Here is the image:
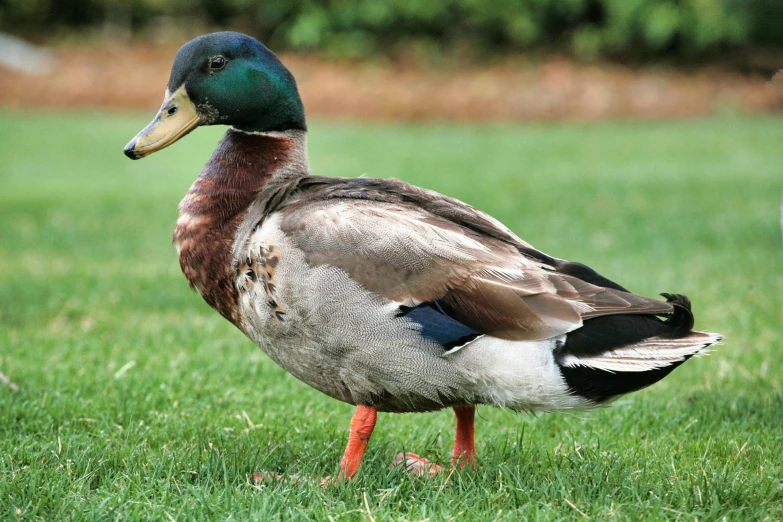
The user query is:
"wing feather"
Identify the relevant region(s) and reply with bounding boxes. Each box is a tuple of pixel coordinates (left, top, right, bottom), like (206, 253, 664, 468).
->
(232, 176, 676, 342)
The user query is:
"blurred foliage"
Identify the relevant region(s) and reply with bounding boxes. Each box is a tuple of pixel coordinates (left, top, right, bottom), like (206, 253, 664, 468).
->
(0, 0, 781, 60)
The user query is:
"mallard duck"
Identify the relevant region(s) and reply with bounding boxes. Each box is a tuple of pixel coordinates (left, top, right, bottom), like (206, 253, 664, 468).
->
(124, 32, 721, 479)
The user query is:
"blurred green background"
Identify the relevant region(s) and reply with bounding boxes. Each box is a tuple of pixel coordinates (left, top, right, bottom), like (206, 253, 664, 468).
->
(2, 0, 782, 62)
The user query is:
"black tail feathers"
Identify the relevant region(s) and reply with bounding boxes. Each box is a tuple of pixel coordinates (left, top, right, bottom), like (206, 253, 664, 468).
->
(556, 291, 710, 404)
(660, 293, 695, 337)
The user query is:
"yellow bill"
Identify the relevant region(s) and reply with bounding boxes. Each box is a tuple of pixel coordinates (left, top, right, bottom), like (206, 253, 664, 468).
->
(124, 85, 203, 159)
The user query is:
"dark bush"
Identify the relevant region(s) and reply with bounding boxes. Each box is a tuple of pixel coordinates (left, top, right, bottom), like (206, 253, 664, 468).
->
(1, 0, 780, 61)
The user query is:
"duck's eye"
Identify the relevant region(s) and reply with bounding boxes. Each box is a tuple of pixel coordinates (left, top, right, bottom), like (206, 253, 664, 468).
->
(208, 56, 227, 71)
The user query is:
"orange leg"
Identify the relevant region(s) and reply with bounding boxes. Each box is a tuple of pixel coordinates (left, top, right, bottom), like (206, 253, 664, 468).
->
(452, 406, 476, 467)
(338, 405, 377, 480)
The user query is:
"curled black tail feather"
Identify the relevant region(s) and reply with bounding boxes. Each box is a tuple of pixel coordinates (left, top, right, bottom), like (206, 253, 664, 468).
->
(660, 293, 695, 337)
(557, 293, 694, 361)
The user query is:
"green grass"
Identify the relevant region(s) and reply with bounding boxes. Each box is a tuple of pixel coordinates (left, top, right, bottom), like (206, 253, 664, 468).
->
(1, 112, 781, 521)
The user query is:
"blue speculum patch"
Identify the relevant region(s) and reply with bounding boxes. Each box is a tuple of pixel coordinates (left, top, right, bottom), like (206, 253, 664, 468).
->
(399, 301, 481, 349)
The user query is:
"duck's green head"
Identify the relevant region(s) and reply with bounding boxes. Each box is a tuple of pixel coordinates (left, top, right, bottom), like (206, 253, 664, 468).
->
(124, 31, 305, 159)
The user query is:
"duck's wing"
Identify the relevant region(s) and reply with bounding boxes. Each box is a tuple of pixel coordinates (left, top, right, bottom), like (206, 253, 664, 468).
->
(251, 176, 675, 341)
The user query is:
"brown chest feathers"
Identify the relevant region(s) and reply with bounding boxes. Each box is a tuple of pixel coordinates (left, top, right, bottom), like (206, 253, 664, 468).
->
(172, 128, 306, 327)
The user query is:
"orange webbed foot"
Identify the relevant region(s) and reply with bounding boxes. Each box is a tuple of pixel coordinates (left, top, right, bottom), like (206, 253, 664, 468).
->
(390, 452, 444, 476)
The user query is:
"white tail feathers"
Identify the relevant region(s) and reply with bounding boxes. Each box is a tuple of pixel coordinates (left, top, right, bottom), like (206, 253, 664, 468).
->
(559, 331, 722, 373)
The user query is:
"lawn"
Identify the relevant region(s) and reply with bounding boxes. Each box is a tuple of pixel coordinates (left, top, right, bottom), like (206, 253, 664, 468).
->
(1, 112, 781, 521)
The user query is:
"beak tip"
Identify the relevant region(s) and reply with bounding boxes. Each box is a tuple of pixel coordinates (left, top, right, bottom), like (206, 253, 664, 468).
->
(123, 140, 140, 160)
